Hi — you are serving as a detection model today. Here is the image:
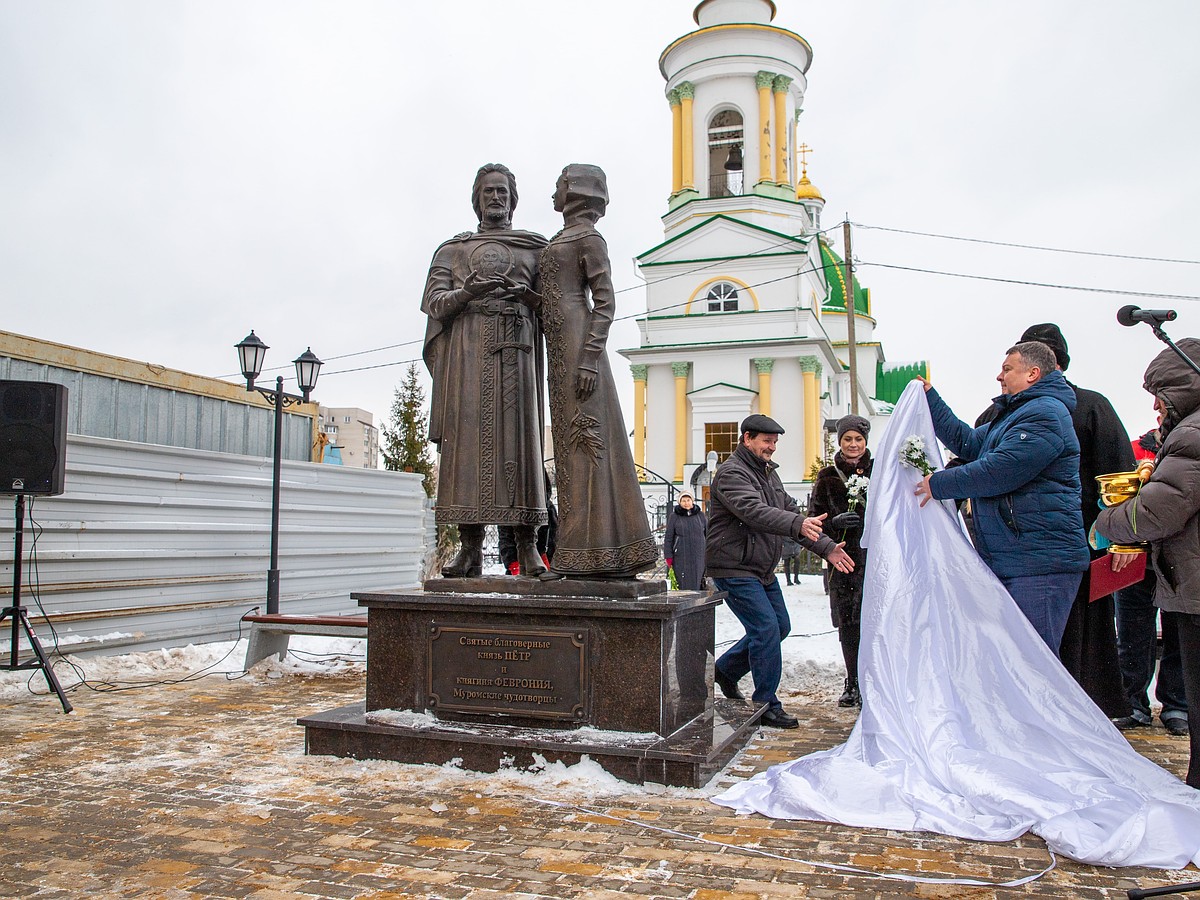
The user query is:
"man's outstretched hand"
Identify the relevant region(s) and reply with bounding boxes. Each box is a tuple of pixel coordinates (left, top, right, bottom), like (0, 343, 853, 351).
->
(801, 514, 827, 542)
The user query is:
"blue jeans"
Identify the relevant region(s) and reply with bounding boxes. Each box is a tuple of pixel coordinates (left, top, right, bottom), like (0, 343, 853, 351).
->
(998, 571, 1083, 655)
(1115, 572, 1188, 725)
(714, 577, 790, 710)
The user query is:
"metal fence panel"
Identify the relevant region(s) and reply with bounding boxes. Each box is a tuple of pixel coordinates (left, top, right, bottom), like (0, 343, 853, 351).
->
(0, 435, 426, 656)
(0, 358, 312, 461)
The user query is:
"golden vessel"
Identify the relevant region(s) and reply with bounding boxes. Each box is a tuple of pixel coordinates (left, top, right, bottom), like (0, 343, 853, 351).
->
(1095, 469, 1149, 553)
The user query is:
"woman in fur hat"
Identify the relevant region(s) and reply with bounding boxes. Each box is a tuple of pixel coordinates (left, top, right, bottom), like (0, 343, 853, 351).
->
(809, 414, 873, 707)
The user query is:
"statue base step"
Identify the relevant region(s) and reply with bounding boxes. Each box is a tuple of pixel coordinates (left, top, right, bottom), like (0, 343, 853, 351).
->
(300, 583, 762, 787)
(300, 697, 764, 789)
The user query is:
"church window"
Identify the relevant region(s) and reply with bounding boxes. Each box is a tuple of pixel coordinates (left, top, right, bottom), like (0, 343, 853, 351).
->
(706, 281, 739, 312)
(705, 422, 738, 462)
(707, 110, 744, 198)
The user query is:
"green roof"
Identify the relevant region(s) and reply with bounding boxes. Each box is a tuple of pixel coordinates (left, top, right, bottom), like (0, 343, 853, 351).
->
(819, 240, 870, 316)
(874, 360, 930, 405)
(637, 214, 808, 261)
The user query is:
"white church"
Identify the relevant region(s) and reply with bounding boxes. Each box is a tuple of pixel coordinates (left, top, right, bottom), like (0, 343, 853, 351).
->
(619, 0, 927, 499)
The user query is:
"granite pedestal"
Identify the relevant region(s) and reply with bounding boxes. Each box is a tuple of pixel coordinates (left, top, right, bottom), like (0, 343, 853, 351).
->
(300, 577, 765, 787)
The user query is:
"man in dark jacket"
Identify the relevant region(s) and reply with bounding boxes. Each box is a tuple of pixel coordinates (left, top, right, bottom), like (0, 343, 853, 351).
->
(915, 341, 1090, 654)
(708, 414, 855, 728)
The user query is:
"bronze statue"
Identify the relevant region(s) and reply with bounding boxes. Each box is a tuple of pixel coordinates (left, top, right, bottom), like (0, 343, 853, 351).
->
(422, 163, 548, 577)
(539, 165, 657, 578)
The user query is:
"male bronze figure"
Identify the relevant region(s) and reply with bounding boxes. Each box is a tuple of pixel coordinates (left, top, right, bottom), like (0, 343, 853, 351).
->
(421, 163, 549, 577)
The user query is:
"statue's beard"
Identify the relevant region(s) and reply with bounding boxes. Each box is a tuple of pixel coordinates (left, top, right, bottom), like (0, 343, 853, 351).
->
(482, 206, 511, 228)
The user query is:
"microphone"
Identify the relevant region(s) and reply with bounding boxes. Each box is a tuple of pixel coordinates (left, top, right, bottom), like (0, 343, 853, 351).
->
(1117, 305, 1178, 327)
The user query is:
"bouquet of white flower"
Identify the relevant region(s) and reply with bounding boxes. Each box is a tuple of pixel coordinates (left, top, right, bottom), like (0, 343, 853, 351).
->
(846, 474, 869, 512)
(899, 435, 937, 477)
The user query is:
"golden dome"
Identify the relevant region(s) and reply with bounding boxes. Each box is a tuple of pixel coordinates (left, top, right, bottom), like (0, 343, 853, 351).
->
(795, 173, 824, 202)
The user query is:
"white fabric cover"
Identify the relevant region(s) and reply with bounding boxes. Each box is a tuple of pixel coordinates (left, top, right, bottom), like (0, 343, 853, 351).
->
(713, 382, 1200, 868)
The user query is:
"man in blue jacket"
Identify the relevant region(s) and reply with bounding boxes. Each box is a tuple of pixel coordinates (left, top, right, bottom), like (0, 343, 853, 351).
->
(914, 341, 1090, 654)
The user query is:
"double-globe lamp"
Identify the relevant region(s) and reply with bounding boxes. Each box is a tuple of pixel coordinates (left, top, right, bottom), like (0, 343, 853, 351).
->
(235, 330, 322, 614)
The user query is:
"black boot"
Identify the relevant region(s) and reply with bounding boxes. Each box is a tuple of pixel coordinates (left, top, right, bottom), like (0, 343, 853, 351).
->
(514, 525, 546, 577)
(837, 676, 860, 708)
(441, 524, 484, 578)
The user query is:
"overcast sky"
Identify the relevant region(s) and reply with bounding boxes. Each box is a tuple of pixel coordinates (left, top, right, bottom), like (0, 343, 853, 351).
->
(3, 1, 1198, 463)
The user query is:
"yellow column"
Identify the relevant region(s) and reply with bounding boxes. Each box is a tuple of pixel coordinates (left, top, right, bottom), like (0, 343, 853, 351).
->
(631, 364, 648, 479)
(672, 361, 691, 483)
(755, 71, 774, 185)
(799, 356, 821, 475)
(752, 358, 774, 418)
(678, 81, 695, 191)
(668, 90, 682, 195)
(773, 75, 792, 185)
(790, 110, 799, 187)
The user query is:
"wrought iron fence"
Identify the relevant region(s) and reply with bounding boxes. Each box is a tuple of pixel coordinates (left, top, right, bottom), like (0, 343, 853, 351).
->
(708, 171, 744, 198)
(476, 481, 825, 581)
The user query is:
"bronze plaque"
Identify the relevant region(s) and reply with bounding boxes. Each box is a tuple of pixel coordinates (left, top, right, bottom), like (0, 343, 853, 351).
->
(427, 624, 587, 720)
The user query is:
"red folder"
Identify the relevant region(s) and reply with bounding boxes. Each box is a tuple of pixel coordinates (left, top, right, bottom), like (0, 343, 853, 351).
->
(1088, 553, 1147, 602)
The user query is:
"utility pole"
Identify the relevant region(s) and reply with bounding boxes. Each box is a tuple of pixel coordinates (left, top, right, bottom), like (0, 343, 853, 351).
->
(842, 217, 859, 415)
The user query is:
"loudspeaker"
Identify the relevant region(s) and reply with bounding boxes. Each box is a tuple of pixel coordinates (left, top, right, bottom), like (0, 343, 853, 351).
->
(0, 380, 69, 496)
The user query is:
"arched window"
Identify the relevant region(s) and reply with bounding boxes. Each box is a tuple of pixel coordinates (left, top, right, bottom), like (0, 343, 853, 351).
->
(707, 109, 744, 198)
(706, 281, 739, 312)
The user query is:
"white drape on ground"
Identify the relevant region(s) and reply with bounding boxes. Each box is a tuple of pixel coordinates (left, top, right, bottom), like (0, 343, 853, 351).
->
(712, 382, 1200, 868)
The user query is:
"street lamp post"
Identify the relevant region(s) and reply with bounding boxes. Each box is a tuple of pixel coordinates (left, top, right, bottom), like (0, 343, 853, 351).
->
(235, 331, 322, 615)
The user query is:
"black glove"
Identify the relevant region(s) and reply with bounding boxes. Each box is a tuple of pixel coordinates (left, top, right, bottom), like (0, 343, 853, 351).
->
(828, 511, 862, 531)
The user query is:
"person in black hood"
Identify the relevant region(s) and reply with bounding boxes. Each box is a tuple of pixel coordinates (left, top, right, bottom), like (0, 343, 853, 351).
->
(810, 414, 873, 708)
(664, 491, 707, 590)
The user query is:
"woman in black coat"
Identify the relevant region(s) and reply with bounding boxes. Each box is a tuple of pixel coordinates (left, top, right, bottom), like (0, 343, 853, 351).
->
(809, 415, 873, 707)
(664, 492, 707, 590)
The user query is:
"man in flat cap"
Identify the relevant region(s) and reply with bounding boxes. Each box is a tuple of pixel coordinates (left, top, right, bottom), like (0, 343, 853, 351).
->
(706, 414, 855, 728)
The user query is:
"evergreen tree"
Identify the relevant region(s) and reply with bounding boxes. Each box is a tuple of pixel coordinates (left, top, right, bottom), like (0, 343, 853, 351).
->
(382, 363, 437, 498)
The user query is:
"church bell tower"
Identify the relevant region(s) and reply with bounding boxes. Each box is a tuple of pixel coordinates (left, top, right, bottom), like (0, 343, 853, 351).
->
(661, 0, 813, 224)
(621, 0, 917, 503)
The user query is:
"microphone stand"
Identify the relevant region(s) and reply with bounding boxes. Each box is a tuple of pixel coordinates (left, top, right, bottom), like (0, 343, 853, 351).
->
(1128, 882, 1200, 899)
(1122, 313, 1200, 898)
(1146, 321, 1200, 379)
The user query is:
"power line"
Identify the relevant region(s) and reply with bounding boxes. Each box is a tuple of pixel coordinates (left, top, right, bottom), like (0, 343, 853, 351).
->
(258, 253, 1200, 383)
(858, 260, 1200, 303)
(852, 222, 1200, 266)
(226, 220, 1197, 383)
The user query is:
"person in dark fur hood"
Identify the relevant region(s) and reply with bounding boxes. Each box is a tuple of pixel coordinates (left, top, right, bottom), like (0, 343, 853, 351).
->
(809, 414, 873, 708)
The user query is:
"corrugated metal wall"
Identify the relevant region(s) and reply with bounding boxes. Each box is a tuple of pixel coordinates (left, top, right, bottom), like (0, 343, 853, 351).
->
(0, 357, 313, 461)
(0, 435, 427, 656)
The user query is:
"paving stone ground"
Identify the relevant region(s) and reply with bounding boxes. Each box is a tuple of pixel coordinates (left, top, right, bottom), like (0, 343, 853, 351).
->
(1, 665, 1197, 899)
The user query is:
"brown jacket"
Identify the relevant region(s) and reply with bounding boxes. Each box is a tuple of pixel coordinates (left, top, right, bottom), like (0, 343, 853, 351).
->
(706, 444, 835, 584)
(1096, 338, 1200, 615)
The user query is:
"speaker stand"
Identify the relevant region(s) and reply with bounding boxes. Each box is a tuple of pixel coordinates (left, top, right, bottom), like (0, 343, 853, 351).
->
(2, 494, 72, 713)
